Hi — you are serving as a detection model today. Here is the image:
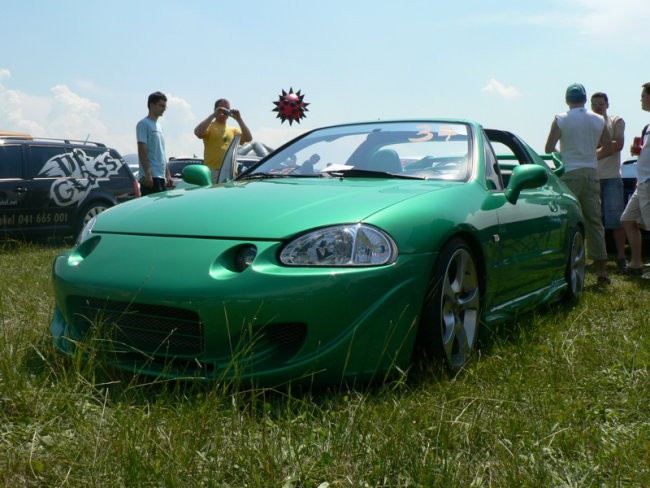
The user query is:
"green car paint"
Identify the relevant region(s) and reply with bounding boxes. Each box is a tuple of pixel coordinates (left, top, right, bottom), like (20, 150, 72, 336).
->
(50, 120, 584, 385)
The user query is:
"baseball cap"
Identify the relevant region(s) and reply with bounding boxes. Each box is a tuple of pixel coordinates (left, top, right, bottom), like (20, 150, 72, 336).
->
(565, 83, 587, 103)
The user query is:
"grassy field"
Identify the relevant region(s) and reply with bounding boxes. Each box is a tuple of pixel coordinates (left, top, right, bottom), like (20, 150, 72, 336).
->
(1, 240, 649, 487)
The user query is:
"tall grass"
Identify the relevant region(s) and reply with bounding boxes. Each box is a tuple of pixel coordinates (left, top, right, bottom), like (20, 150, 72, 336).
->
(1, 240, 648, 487)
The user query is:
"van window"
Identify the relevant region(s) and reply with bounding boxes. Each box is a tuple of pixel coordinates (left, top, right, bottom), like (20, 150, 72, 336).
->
(0, 145, 22, 179)
(29, 146, 73, 178)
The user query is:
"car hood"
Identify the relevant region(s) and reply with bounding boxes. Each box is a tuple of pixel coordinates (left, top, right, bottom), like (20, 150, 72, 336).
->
(94, 178, 454, 239)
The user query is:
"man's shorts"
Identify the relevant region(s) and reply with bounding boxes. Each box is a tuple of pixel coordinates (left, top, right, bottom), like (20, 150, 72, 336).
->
(621, 179, 650, 229)
(600, 178, 625, 229)
(140, 177, 167, 196)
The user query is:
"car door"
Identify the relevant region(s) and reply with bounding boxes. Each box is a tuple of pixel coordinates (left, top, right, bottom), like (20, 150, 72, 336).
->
(217, 134, 241, 183)
(484, 130, 564, 303)
(24, 144, 79, 232)
(0, 143, 29, 233)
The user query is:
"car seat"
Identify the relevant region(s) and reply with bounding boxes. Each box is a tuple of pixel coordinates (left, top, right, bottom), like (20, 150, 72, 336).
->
(369, 149, 402, 174)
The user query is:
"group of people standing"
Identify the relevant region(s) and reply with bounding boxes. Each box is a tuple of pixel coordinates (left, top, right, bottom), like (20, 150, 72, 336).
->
(135, 91, 252, 196)
(545, 82, 650, 283)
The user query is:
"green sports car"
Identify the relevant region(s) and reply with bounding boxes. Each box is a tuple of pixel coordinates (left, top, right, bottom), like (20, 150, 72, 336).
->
(50, 120, 585, 385)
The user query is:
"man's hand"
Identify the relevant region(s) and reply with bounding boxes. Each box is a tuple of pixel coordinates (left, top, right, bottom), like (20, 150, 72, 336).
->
(231, 109, 253, 143)
(142, 170, 153, 188)
(230, 108, 242, 121)
(544, 119, 561, 154)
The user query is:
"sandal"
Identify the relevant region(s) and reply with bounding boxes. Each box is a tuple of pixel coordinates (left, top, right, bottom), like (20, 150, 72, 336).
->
(625, 266, 644, 276)
(597, 275, 611, 285)
(616, 258, 627, 273)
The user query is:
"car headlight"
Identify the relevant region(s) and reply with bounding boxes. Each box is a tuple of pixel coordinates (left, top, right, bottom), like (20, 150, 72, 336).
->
(279, 224, 397, 266)
(76, 216, 97, 245)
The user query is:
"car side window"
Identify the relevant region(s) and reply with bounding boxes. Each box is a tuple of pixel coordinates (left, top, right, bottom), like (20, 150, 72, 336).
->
(483, 137, 503, 190)
(82, 148, 124, 177)
(28, 146, 72, 178)
(28, 145, 125, 180)
(0, 145, 22, 179)
(489, 140, 522, 187)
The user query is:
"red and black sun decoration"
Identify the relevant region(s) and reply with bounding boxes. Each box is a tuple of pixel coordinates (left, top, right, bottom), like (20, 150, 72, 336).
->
(272, 88, 309, 125)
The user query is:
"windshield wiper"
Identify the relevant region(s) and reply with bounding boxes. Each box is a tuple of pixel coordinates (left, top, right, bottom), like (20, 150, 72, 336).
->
(237, 172, 330, 181)
(323, 168, 425, 179)
(237, 172, 287, 180)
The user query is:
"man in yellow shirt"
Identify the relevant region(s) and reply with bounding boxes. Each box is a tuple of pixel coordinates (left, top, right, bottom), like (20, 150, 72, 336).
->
(194, 98, 252, 182)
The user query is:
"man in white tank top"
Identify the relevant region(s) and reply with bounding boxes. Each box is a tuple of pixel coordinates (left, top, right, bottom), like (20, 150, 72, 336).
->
(545, 83, 613, 284)
(620, 82, 650, 275)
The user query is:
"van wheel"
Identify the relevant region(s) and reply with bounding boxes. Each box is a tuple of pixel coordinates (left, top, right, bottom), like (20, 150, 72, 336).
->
(75, 202, 109, 237)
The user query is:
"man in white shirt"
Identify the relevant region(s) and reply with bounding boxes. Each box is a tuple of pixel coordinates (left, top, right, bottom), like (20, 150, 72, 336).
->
(620, 82, 650, 275)
(591, 92, 626, 272)
(545, 83, 613, 284)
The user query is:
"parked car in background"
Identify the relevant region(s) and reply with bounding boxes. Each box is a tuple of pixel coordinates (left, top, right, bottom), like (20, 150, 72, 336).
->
(168, 157, 203, 188)
(122, 153, 140, 181)
(621, 157, 637, 204)
(237, 141, 273, 173)
(0, 132, 139, 239)
(50, 119, 585, 385)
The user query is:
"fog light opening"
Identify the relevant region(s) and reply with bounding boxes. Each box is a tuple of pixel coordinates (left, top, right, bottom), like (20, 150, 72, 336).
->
(234, 245, 257, 272)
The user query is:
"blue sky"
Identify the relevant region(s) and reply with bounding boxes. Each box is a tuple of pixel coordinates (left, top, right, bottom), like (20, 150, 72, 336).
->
(1, 0, 648, 159)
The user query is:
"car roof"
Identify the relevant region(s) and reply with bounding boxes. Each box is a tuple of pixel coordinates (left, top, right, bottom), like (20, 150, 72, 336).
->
(0, 132, 110, 148)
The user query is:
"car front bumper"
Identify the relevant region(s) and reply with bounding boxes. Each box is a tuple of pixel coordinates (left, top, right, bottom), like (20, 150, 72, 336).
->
(51, 233, 436, 385)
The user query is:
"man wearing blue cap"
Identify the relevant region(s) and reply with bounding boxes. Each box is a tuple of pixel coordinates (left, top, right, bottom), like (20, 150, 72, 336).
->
(545, 83, 613, 283)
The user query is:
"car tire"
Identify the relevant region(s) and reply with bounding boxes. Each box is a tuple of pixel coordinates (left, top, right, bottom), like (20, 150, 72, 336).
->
(564, 227, 585, 302)
(421, 237, 481, 373)
(75, 201, 109, 238)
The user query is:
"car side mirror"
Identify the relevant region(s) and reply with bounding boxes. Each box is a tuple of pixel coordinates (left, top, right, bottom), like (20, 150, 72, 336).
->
(505, 164, 548, 204)
(182, 164, 212, 187)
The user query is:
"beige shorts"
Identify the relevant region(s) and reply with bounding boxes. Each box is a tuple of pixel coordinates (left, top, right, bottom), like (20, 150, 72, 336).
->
(621, 180, 650, 229)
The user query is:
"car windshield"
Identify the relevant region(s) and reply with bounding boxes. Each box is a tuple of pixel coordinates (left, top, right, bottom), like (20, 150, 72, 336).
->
(247, 121, 471, 180)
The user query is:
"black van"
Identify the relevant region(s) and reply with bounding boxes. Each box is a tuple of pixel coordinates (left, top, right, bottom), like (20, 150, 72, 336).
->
(0, 132, 140, 239)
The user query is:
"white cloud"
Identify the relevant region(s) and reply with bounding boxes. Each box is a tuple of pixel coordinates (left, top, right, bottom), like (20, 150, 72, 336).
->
(482, 79, 521, 99)
(567, 0, 650, 35)
(0, 68, 276, 158)
(0, 72, 159, 155)
(0, 72, 107, 138)
(47, 84, 109, 141)
(0, 71, 49, 134)
(74, 79, 113, 97)
(466, 11, 556, 27)
(159, 93, 202, 158)
(465, 0, 650, 36)
(167, 94, 194, 122)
